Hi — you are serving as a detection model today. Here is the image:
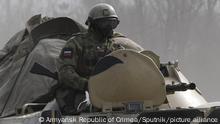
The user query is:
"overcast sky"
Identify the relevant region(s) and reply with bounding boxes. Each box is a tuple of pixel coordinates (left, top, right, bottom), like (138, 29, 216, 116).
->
(0, 0, 220, 102)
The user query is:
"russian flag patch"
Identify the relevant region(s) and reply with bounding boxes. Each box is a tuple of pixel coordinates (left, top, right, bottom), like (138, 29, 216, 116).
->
(62, 48, 73, 58)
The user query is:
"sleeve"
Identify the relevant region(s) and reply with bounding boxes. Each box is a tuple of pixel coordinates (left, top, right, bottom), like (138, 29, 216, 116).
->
(57, 38, 88, 91)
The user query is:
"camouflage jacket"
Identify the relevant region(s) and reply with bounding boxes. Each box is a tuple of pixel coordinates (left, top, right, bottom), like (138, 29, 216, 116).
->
(57, 29, 124, 91)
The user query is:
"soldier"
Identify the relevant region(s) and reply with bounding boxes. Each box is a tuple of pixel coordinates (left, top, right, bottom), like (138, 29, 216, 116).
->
(56, 3, 124, 115)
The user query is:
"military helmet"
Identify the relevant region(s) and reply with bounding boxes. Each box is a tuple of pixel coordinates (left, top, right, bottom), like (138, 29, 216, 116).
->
(85, 3, 119, 27)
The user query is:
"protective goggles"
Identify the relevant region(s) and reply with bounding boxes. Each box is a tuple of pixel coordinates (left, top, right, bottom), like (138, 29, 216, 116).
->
(94, 18, 119, 29)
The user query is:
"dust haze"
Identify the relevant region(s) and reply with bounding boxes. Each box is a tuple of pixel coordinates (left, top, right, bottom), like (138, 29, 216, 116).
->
(0, 0, 219, 102)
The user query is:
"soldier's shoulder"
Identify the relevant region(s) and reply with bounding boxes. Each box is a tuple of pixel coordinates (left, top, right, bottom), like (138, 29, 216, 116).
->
(112, 32, 126, 38)
(111, 32, 144, 51)
(67, 32, 88, 45)
(69, 32, 88, 41)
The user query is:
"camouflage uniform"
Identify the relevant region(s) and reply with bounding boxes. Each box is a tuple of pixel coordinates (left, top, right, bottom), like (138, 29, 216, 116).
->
(56, 29, 123, 115)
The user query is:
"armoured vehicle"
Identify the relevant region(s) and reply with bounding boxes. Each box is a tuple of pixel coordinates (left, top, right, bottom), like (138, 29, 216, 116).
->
(0, 15, 219, 124)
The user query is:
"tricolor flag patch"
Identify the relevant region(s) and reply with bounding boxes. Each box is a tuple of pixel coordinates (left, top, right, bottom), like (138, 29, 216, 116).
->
(62, 48, 73, 58)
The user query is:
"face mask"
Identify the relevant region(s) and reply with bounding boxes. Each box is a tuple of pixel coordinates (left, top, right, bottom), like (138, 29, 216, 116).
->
(93, 18, 119, 37)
